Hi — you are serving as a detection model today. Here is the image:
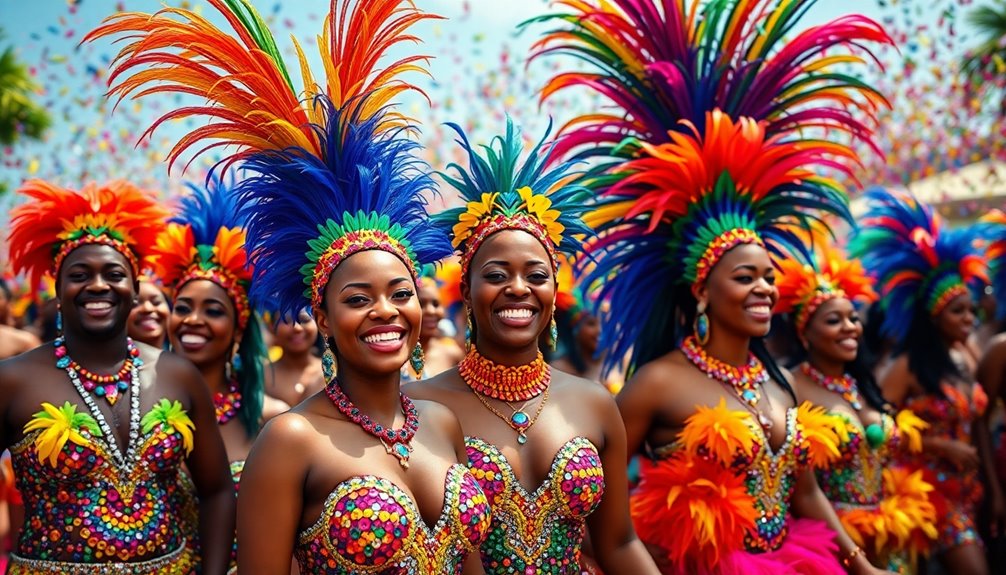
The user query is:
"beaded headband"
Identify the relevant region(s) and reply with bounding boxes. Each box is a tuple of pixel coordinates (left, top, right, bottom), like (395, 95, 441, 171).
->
(176, 265, 253, 330)
(694, 229, 765, 287)
(307, 224, 419, 313)
(457, 208, 559, 279)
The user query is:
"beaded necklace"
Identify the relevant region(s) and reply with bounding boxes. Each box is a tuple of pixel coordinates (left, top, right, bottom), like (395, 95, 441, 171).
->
(54, 336, 140, 406)
(459, 348, 552, 444)
(54, 338, 143, 470)
(458, 348, 550, 401)
(324, 378, 419, 468)
(681, 335, 773, 430)
(801, 363, 863, 411)
(213, 378, 243, 424)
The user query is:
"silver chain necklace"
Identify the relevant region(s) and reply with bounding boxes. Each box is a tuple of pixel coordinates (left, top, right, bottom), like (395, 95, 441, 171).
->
(63, 358, 142, 471)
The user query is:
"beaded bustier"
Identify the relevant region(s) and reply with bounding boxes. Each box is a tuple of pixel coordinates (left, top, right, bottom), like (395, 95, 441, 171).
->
(295, 464, 491, 574)
(650, 408, 808, 553)
(10, 400, 192, 563)
(816, 412, 895, 508)
(466, 436, 605, 574)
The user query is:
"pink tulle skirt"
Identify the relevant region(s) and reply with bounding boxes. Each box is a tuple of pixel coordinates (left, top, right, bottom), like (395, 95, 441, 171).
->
(662, 518, 843, 575)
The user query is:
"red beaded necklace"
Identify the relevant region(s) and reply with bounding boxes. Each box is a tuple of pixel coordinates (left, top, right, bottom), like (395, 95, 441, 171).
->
(458, 348, 550, 402)
(53, 336, 140, 406)
(213, 378, 243, 424)
(681, 335, 773, 430)
(324, 378, 419, 468)
(801, 363, 864, 411)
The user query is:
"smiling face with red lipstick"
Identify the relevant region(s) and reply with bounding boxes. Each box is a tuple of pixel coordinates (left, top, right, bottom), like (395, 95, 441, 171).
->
(463, 230, 555, 362)
(315, 250, 421, 378)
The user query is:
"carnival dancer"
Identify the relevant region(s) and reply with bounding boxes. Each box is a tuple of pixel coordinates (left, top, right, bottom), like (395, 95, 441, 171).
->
(146, 176, 288, 570)
(0, 180, 235, 574)
(777, 242, 937, 572)
(405, 118, 659, 574)
(264, 309, 324, 407)
(975, 210, 1006, 548)
(849, 188, 991, 575)
(529, 1, 895, 573)
(86, 0, 492, 572)
(127, 272, 171, 350)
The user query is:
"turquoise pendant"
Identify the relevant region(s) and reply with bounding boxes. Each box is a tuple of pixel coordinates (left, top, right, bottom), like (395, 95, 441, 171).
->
(511, 411, 531, 445)
(385, 441, 412, 468)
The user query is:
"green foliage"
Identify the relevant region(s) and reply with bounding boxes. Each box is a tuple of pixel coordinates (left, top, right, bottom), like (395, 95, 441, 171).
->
(0, 29, 51, 147)
(962, 1, 1006, 116)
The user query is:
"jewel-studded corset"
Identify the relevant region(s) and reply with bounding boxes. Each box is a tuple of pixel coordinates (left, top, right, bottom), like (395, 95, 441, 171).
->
(465, 436, 605, 574)
(738, 408, 809, 553)
(816, 412, 895, 508)
(901, 383, 985, 494)
(10, 401, 192, 563)
(295, 464, 491, 574)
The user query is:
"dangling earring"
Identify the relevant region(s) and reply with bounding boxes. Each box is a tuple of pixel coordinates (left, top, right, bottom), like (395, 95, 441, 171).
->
(465, 308, 473, 352)
(225, 354, 234, 381)
(410, 343, 425, 379)
(548, 315, 558, 351)
(694, 301, 710, 346)
(56, 305, 63, 335)
(322, 337, 337, 381)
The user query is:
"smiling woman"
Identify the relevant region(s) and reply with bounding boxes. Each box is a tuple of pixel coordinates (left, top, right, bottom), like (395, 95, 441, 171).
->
(0, 179, 235, 575)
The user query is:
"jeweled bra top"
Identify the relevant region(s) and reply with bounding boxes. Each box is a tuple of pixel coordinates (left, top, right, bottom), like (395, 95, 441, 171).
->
(466, 436, 605, 574)
(653, 408, 809, 553)
(295, 463, 491, 574)
(10, 400, 192, 563)
(815, 412, 896, 507)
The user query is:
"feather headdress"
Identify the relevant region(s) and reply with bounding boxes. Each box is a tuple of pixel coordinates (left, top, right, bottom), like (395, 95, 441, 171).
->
(86, 0, 452, 318)
(435, 118, 593, 278)
(8, 180, 167, 293)
(849, 188, 987, 343)
(150, 174, 254, 329)
(978, 209, 1006, 320)
(528, 0, 891, 373)
(776, 242, 877, 335)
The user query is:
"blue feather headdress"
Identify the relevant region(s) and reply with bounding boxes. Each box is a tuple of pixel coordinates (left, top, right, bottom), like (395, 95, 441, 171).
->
(849, 188, 988, 343)
(151, 173, 254, 329)
(435, 118, 593, 279)
(87, 0, 453, 319)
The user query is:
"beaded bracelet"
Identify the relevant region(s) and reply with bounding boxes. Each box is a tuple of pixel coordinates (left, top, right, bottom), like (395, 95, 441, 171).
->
(841, 545, 863, 569)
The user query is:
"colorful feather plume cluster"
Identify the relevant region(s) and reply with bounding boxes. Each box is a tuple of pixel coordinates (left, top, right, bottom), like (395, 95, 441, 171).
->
(849, 188, 987, 343)
(150, 175, 254, 329)
(435, 118, 593, 278)
(978, 209, 1006, 320)
(775, 241, 877, 335)
(86, 0, 453, 318)
(528, 0, 891, 373)
(8, 180, 167, 292)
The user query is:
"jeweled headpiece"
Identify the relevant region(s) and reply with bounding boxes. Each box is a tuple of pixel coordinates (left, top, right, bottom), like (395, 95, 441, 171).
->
(849, 188, 987, 342)
(776, 243, 877, 335)
(978, 210, 1006, 322)
(150, 175, 254, 329)
(87, 0, 453, 318)
(8, 180, 167, 293)
(435, 119, 593, 278)
(529, 0, 891, 371)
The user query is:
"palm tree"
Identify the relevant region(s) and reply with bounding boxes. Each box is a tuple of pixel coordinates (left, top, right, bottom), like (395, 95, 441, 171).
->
(962, 1, 1006, 116)
(0, 29, 51, 147)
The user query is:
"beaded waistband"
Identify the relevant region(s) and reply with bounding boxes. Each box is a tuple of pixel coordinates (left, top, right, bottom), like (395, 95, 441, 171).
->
(7, 541, 192, 574)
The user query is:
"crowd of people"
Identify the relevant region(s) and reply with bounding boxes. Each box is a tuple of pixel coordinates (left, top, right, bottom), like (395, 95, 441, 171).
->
(0, 0, 1003, 574)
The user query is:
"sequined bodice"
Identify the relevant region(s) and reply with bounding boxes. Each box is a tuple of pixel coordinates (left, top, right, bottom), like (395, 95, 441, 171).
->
(10, 401, 192, 563)
(295, 464, 491, 574)
(904, 384, 981, 448)
(816, 412, 895, 507)
(738, 408, 808, 552)
(465, 436, 605, 574)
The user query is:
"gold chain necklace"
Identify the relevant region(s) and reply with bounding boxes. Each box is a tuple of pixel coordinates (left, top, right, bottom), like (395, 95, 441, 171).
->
(471, 386, 549, 445)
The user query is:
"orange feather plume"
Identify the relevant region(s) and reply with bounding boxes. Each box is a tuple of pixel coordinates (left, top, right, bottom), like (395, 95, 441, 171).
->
(8, 180, 168, 292)
(84, 0, 440, 172)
